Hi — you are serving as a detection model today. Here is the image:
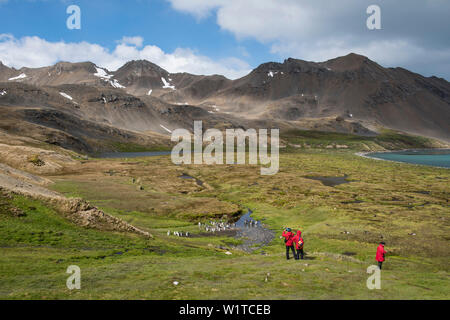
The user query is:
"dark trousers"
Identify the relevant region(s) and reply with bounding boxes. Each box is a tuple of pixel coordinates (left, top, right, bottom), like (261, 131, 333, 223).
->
(286, 245, 297, 260)
(297, 248, 304, 260)
(378, 261, 383, 270)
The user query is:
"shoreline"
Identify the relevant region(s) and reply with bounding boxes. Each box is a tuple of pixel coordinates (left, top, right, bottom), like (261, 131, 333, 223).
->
(355, 148, 450, 169)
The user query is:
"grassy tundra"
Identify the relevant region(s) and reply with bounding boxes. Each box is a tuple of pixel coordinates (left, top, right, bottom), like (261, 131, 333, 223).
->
(0, 132, 449, 299)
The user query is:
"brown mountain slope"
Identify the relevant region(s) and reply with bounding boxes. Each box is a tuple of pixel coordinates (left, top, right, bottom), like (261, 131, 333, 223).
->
(113, 60, 233, 102)
(197, 53, 450, 141)
(1, 53, 449, 143)
(0, 82, 170, 153)
(0, 61, 125, 89)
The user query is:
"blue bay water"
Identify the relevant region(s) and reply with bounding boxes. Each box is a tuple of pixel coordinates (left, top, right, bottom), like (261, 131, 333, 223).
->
(368, 149, 450, 168)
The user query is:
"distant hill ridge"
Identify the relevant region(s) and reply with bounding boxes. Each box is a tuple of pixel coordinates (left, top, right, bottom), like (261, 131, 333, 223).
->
(0, 53, 449, 144)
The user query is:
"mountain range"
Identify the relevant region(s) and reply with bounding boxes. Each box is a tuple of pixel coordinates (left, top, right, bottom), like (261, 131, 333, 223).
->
(0, 53, 449, 153)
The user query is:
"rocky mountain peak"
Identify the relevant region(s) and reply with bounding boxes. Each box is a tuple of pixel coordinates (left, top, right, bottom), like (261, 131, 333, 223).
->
(283, 58, 325, 74)
(116, 60, 168, 77)
(0, 61, 12, 70)
(324, 53, 378, 72)
(254, 61, 283, 72)
(51, 61, 98, 73)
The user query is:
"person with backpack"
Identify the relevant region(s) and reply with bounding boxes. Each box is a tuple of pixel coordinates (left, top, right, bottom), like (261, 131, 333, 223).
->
(281, 227, 297, 260)
(293, 229, 304, 260)
(376, 242, 386, 269)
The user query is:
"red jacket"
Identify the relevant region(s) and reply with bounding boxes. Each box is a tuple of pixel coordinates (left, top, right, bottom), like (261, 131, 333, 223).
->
(282, 231, 295, 247)
(293, 231, 304, 250)
(376, 244, 386, 262)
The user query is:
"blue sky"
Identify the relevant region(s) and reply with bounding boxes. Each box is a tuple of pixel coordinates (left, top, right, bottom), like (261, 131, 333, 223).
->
(0, 0, 449, 79)
(0, 0, 269, 62)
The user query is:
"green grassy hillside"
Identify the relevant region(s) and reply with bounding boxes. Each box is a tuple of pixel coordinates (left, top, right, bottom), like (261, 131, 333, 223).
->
(1, 148, 448, 299)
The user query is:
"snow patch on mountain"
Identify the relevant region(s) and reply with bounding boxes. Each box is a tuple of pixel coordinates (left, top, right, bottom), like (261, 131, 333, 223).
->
(94, 67, 125, 89)
(267, 71, 278, 78)
(0, 90, 7, 96)
(161, 77, 176, 90)
(160, 124, 172, 133)
(8, 73, 27, 81)
(110, 79, 125, 89)
(94, 67, 113, 80)
(59, 92, 73, 100)
(147, 89, 153, 96)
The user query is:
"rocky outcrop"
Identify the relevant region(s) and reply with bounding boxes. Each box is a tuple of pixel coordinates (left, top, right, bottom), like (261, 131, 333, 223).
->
(55, 197, 151, 238)
(0, 163, 152, 238)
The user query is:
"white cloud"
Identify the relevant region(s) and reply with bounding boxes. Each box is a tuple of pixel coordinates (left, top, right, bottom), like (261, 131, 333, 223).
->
(166, 0, 450, 79)
(167, 0, 362, 41)
(215, 0, 313, 42)
(271, 38, 450, 77)
(118, 36, 144, 48)
(0, 34, 251, 79)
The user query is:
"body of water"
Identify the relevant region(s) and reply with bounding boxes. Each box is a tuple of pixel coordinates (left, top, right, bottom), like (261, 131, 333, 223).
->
(234, 209, 274, 253)
(367, 149, 450, 168)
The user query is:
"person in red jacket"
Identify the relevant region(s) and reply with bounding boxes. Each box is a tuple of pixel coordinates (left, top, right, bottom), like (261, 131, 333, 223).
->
(293, 230, 304, 260)
(376, 242, 386, 269)
(281, 228, 297, 260)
